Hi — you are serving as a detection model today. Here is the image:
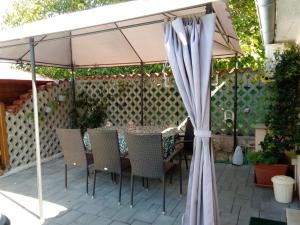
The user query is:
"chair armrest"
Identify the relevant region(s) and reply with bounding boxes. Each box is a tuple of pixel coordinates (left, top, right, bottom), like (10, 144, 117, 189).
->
(166, 148, 183, 162)
(175, 140, 193, 145)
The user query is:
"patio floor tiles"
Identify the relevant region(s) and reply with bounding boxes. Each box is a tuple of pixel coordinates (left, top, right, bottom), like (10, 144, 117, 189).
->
(0, 158, 299, 225)
(131, 209, 159, 223)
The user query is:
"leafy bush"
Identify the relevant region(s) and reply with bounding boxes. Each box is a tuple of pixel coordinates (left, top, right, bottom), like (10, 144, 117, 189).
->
(46, 100, 59, 111)
(260, 46, 300, 163)
(71, 92, 107, 132)
(247, 151, 278, 165)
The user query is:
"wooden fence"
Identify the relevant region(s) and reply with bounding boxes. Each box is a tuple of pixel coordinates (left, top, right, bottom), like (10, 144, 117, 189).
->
(0, 103, 9, 172)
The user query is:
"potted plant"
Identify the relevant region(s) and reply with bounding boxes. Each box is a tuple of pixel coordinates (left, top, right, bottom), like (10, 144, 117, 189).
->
(247, 147, 289, 188)
(58, 88, 69, 102)
(71, 91, 107, 133)
(248, 46, 300, 187)
(45, 100, 59, 114)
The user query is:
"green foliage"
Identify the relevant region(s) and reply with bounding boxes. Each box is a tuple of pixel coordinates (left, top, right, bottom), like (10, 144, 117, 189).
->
(16, 58, 166, 80)
(59, 87, 69, 96)
(247, 151, 279, 165)
(261, 46, 300, 162)
(214, 0, 265, 71)
(46, 100, 59, 111)
(25, 112, 34, 123)
(71, 92, 107, 132)
(3, 0, 125, 27)
(74, 64, 165, 76)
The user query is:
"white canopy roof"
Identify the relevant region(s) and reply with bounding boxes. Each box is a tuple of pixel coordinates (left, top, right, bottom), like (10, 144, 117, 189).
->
(0, 0, 241, 68)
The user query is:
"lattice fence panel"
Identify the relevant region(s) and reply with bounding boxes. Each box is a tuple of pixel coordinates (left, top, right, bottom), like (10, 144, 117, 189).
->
(76, 70, 268, 136)
(6, 82, 72, 169)
(143, 76, 187, 126)
(76, 78, 142, 126)
(211, 71, 269, 136)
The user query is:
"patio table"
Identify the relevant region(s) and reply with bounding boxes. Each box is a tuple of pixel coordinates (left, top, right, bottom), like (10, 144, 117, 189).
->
(84, 126, 178, 160)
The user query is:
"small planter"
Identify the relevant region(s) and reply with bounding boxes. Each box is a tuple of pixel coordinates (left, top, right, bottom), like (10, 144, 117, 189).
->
(45, 100, 59, 114)
(255, 164, 289, 188)
(58, 94, 66, 102)
(25, 112, 34, 124)
(44, 106, 53, 114)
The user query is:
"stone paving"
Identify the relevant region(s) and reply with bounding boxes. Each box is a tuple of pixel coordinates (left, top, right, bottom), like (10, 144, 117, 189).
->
(0, 158, 298, 225)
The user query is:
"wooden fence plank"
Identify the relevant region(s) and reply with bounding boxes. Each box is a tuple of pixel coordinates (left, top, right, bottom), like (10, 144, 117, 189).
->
(0, 102, 9, 169)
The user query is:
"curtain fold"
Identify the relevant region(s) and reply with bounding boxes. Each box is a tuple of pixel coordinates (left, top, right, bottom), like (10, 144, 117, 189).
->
(164, 14, 219, 225)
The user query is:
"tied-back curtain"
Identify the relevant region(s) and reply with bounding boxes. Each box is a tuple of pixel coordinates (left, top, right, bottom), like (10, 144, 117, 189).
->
(164, 14, 219, 225)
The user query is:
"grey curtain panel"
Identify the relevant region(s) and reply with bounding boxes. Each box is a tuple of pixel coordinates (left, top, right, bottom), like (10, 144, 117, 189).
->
(164, 14, 219, 225)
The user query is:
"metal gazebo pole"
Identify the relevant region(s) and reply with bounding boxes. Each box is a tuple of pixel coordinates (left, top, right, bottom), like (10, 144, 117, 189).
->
(233, 53, 238, 150)
(140, 63, 144, 126)
(70, 32, 76, 113)
(71, 66, 76, 128)
(29, 37, 44, 221)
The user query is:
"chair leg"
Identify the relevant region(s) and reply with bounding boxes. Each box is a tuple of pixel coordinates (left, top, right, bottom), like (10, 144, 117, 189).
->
(86, 167, 89, 195)
(146, 178, 149, 190)
(142, 177, 145, 188)
(162, 175, 166, 215)
(113, 173, 117, 184)
(179, 153, 183, 196)
(64, 164, 67, 190)
(111, 173, 114, 182)
(130, 173, 134, 208)
(92, 171, 97, 199)
(118, 172, 122, 206)
(184, 153, 189, 170)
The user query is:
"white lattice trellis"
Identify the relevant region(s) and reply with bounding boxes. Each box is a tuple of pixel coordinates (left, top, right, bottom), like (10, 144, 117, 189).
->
(6, 82, 72, 169)
(211, 71, 269, 136)
(76, 75, 188, 127)
(76, 78, 142, 126)
(143, 76, 187, 126)
(76, 71, 268, 136)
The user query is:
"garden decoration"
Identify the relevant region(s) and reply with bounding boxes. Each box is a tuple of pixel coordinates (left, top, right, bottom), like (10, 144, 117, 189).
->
(162, 62, 172, 88)
(44, 101, 58, 114)
(58, 88, 69, 102)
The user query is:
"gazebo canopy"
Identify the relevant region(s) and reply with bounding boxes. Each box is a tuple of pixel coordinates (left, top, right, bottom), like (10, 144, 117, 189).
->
(0, 0, 241, 68)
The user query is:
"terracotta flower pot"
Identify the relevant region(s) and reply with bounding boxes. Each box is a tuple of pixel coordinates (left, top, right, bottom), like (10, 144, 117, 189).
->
(255, 164, 289, 188)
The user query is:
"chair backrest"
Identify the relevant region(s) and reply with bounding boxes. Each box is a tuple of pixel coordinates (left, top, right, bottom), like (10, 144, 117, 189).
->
(184, 118, 194, 152)
(87, 129, 121, 173)
(125, 132, 164, 179)
(56, 128, 87, 167)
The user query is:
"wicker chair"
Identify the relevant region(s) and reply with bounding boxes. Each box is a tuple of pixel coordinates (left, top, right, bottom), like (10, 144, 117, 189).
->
(87, 129, 130, 204)
(177, 118, 194, 170)
(125, 132, 182, 214)
(56, 128, 94, 194)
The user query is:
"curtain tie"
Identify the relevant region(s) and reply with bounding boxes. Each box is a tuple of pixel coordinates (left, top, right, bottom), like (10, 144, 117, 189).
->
(194, 129, 211, 138)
